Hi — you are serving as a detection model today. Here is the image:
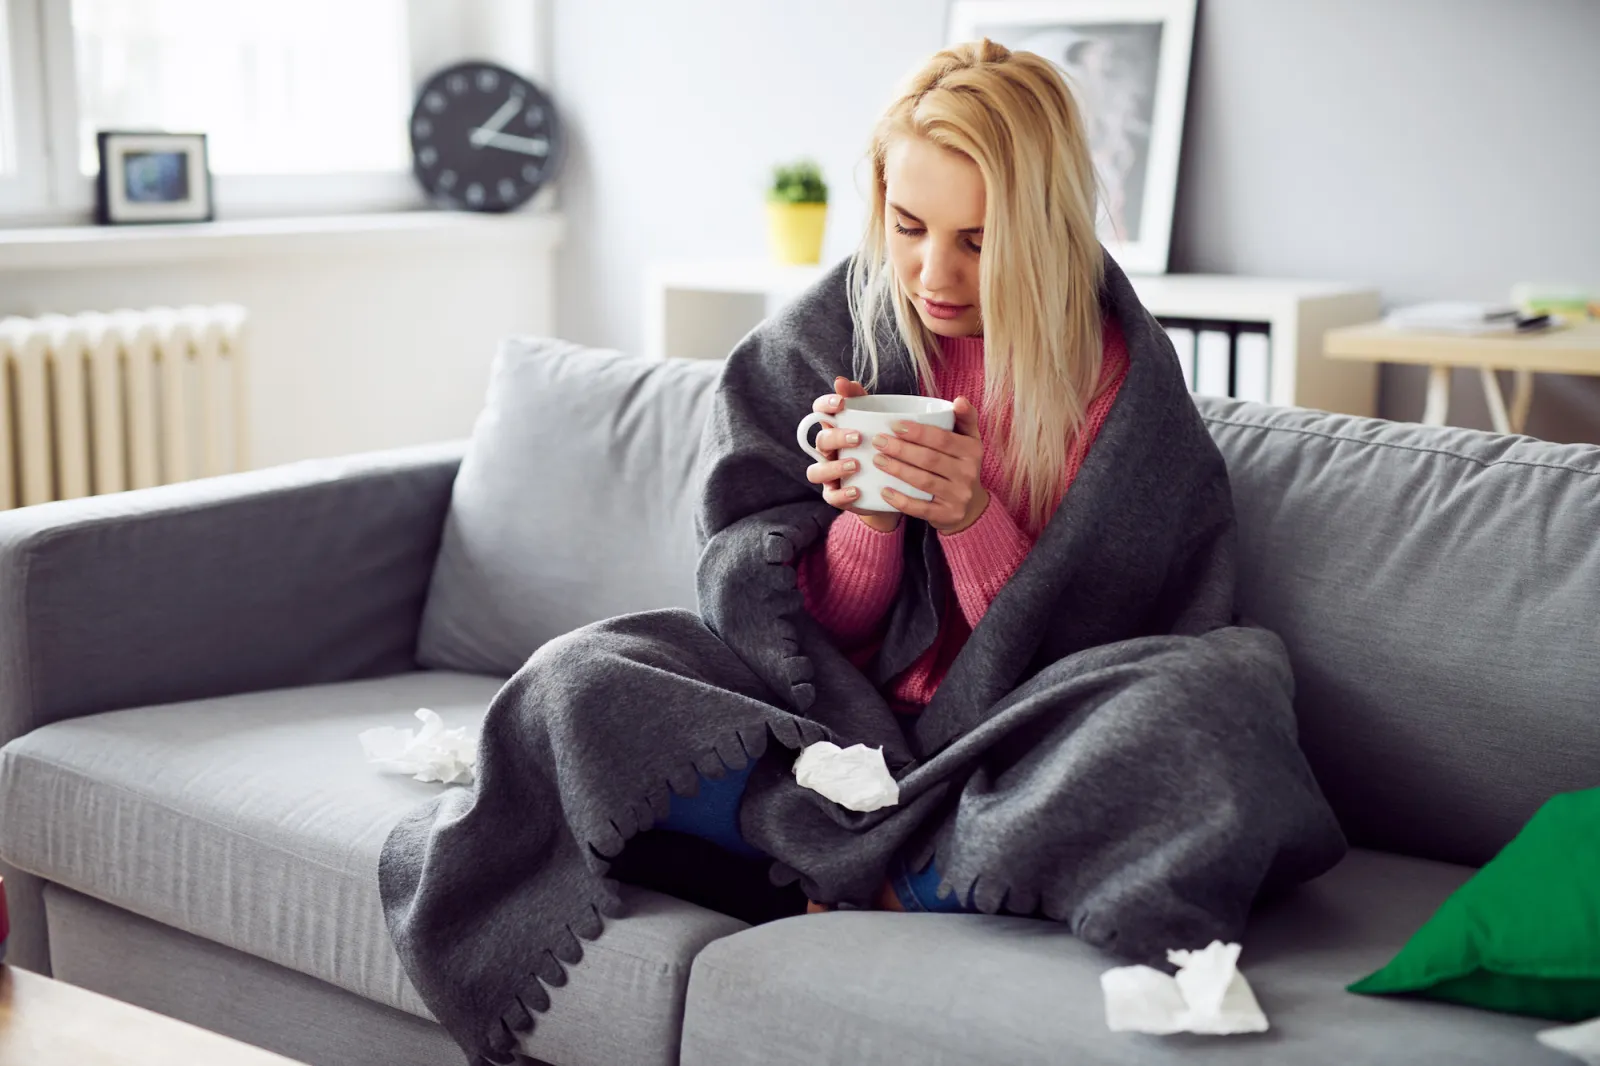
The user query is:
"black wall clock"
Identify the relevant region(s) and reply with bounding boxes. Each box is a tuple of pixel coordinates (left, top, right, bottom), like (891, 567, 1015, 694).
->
(409, 60, 564, 212)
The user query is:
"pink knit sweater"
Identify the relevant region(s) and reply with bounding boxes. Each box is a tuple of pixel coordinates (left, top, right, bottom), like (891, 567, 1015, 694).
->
(797, 320, 1130, 711)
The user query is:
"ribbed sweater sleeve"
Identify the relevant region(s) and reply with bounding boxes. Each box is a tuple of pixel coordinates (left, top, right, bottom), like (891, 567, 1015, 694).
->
(937, 498, 1033, 631)
(797, 513, 906, 647)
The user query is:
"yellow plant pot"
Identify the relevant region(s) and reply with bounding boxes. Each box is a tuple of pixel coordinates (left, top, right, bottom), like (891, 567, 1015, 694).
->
(767, 202, 827, 265)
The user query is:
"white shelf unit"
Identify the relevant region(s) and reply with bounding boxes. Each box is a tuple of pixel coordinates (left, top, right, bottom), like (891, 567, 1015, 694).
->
(644, 260, 1383, 417)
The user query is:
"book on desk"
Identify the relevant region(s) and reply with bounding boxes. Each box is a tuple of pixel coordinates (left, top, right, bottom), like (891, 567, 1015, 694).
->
(1385, 301, 1559, 336)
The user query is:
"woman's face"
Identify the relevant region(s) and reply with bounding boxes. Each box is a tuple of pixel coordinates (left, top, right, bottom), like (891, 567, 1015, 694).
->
(883, 135, 986, 338)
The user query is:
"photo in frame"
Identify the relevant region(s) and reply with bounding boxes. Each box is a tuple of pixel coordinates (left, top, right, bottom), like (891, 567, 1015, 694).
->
(947, 0, 1197, 274)
(95, 131, 214, 225)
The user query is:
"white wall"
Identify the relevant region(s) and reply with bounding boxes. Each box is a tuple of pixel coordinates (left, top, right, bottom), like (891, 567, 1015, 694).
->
(1173, 0, 1600, 438)
(0, 216, 561, 470)
(551, 0, 947, 356)
(551, 0, 1600, 437)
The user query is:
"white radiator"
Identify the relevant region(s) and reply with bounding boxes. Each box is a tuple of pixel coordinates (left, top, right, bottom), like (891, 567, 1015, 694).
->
(0, 305, 250, 510)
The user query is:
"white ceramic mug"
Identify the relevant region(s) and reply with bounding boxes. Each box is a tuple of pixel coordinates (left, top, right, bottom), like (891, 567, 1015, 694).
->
(796, 394, 957, 512)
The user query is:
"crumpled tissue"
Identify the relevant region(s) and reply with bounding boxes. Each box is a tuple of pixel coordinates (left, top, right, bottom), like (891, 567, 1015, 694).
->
(358, 708, 477, 785)
(1539, 1016, 1600, 1065)
(792, 741, 900, 812)
(1101, 940, 1268, 1035)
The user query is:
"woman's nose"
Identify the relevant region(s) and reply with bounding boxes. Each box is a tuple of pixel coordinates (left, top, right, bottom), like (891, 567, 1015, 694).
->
(920, 242, 962, 295)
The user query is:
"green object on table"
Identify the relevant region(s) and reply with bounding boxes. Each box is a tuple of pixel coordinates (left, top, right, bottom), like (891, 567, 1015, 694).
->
(1348, 787, 1600, 1021)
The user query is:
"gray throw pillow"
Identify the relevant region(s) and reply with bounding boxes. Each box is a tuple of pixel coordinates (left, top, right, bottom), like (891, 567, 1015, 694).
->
(416, 337, 722, 676)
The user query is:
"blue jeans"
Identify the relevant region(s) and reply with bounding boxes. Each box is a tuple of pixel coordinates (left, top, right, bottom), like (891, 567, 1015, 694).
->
(655, 761, 765, 860)
(655, 759, 969, 913)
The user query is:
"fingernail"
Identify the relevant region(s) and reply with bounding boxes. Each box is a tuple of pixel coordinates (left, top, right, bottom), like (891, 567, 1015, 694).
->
(873, 455, 888, 468)
(873, 434, 891, 449)
(843, 460, 858, 473)
(829, 395, 842, 408)
(846, 432, 861, 445)
(891, 421, 910, 435)
(846, 487, 859, 499)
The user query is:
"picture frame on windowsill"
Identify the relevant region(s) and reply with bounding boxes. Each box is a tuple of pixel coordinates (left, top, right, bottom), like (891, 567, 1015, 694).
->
(94, 131, 215, 225)
(946, 0, 1197, 275)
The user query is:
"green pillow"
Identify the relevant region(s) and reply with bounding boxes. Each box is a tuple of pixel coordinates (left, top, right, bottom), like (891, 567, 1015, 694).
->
(1348, 787, 1600, 1020)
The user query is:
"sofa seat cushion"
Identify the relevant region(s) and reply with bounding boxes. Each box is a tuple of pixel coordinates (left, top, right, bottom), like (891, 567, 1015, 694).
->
(681, 849, 1570, 1066)
(0, 671, 749, 1066)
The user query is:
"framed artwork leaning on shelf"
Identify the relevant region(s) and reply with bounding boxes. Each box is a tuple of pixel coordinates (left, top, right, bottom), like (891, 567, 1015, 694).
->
(95, 131, 214, 225)
(946, 0, 1196, 275)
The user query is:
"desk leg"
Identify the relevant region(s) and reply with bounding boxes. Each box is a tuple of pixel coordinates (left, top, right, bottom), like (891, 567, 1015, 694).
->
(1479, 367, 1513, 435)
(1508, 369, 1535, 434)
(1422, 364, 1451, 426)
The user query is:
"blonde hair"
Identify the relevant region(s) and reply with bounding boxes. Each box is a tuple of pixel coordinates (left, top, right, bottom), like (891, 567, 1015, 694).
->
(848, 38, 1106, 533)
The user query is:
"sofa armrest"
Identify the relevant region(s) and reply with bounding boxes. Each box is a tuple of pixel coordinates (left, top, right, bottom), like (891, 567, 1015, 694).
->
(0, 440, 466, 745)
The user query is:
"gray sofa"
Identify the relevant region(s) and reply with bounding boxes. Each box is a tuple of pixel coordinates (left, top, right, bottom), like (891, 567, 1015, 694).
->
(1, 338, 1596, 1066)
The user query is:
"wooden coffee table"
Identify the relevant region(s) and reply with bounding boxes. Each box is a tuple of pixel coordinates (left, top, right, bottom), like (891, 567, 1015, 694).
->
(0, 965, 308, 1065)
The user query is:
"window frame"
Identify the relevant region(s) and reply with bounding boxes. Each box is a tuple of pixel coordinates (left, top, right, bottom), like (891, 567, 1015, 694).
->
(1, 0, 548, 224)
(0, 0, 52, 214)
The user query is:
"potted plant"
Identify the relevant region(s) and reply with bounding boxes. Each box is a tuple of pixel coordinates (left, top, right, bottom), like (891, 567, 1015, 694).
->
(766, 159, 828, 265)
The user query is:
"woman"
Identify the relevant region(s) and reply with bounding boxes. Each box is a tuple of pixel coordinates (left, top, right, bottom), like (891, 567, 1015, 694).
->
(659, 39, 1129, 913)
(382, 40, 1342, 1066)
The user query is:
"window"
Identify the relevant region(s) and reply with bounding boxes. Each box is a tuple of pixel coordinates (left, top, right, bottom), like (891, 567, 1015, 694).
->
(71, 0, 411, 177)
(0, 0, 546, 222)
(0, 0, 48, 213)
(0, 1, 12, 174)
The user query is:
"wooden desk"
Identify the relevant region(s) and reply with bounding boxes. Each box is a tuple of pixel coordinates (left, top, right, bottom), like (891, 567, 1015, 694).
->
(1324, 319, 1600, 434)
(0, 965, 307, 1066)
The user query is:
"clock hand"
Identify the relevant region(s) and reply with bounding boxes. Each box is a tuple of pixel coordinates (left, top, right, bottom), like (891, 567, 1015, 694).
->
(468, 94, 524, 147)
(469, 130, 550, 157)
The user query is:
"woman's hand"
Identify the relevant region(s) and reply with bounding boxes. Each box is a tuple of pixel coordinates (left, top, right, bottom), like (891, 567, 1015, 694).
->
(804, 376, 901, 533)
(875, 397, 989, 534)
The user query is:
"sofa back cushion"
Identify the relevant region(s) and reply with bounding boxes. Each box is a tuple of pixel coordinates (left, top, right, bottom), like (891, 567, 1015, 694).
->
(1196, 396, 1600, 868)
(416, 339, 719, 676)
(420, 339, 1600, 870)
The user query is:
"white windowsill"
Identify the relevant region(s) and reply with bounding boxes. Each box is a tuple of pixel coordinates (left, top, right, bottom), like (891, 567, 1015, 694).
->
(0, 208, 566, 272)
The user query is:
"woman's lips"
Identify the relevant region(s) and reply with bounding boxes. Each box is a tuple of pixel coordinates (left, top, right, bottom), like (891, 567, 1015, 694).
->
(922, 297, 970, 320)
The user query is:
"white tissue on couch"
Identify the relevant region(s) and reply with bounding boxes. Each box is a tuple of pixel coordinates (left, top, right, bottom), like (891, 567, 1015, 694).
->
(792, 741, 900, 812)
(1540, 1016, 1600, 1065)
(1101, 940, 1268, 1035)
(359, 708, 477, 785)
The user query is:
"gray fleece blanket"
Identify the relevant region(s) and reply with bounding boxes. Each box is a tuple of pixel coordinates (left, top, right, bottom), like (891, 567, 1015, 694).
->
(379, 251, 1346, 1065)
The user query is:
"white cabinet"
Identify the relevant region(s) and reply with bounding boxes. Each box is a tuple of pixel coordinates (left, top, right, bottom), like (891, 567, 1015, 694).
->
(644, 259, 1382, 417)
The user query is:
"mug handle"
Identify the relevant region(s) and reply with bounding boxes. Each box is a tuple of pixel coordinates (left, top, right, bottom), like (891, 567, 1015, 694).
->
(796, 411, 829, 463)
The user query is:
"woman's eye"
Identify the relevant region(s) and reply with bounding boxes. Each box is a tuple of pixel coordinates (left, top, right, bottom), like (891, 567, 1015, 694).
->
(890, 221, 978, 253)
